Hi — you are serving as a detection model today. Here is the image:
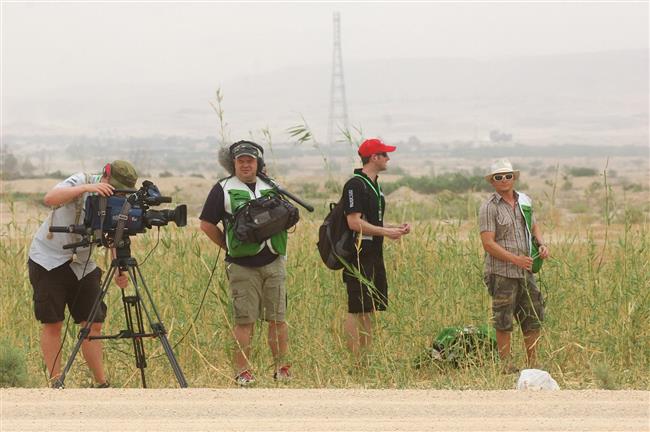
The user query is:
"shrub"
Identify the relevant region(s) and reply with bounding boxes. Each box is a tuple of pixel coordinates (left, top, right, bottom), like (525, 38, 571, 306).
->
(297, 182, 326, 199)
(617, 207, 647, 224)
(623, 183, 644, 193)
(383, 173, 492, 195)
(0, 342, 28, 387)
(45, 170, 67, 179)
(324, 179, 341, 195)
(566, 166, 598, 177)
(569, 201, 590, 214)
(593, 362, 619, 390)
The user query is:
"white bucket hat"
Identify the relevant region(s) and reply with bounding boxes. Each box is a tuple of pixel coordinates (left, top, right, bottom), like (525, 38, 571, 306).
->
(485, 158, 520, 182)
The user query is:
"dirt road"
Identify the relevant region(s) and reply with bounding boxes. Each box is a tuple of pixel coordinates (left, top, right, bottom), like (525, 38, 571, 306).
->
(1, 389, 648, 431)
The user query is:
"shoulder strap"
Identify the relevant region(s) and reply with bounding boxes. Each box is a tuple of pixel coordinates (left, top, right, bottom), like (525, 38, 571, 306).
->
(352, 173, 382, 221)
(74, 173, 92, 225)
(46, 172, 92, 239)
(352, 173, 378, 197)
(112, 199, 132, 248)
(92, 196, 108, 242)
(349, 174, 368, 191)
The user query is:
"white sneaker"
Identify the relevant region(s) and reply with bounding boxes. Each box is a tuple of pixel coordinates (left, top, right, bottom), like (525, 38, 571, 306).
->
(273, 365, 291, 382)
(235, 370, 256, 386)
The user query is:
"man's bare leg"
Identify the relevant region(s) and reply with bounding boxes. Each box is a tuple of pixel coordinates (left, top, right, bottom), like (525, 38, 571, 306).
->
(233, 323, 254, 373)
(79, 321, 106, 385)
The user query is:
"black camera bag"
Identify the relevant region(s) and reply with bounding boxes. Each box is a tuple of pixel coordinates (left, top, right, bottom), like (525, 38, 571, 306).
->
(232, 194, 299, 243)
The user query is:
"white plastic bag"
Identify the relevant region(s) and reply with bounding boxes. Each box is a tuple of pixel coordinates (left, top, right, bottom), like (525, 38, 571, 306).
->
(516, 369, 560, 390)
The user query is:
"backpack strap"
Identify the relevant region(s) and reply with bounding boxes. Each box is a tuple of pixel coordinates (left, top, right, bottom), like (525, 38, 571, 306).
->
(46, 172, 92, 240)
(351, 174, 381, 222)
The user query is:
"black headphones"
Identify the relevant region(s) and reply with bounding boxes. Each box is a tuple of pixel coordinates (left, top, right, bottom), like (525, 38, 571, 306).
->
(229, 140, 265, 174)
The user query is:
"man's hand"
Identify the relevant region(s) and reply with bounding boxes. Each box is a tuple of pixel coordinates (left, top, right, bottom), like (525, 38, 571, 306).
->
(114, 272, 129, 289)
(400, 223, 412, 235)
(512, 255, 533, 271)
(384, 226, 409, 240)
(85, 183, 115, 197)
(538, 245, 550, 259)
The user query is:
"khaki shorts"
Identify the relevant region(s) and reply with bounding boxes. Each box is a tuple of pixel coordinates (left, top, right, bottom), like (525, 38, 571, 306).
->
(485, 273, 544, 333)
(226, 257, 287, 325)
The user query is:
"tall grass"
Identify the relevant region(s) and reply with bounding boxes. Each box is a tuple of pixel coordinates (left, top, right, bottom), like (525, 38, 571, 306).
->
(1, 195, 648, 389)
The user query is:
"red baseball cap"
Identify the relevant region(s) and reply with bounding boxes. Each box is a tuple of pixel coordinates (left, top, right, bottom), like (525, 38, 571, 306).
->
(357, 138, 397, 157)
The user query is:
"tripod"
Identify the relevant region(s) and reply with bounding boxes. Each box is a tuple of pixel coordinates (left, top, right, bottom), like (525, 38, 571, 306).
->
(54, 240, 188, 388)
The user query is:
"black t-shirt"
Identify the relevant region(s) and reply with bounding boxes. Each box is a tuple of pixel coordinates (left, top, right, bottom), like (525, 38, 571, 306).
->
(342, 168, 385, 255)
(199, 178, 278, 267)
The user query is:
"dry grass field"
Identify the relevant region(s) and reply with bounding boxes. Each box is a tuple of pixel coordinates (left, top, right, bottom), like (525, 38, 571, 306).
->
(1, 155, 648, 431)
(1, 155, 648, 391)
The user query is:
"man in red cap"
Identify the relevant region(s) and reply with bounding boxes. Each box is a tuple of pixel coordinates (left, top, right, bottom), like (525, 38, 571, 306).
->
(341, 138, 411, 363)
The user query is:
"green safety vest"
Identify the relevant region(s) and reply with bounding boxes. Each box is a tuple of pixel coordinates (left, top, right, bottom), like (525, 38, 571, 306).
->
(220, 176, 288, 258)
(517, 192, 543, 273)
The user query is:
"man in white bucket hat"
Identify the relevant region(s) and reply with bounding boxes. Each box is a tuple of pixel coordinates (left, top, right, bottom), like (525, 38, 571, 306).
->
(478, 158, 550, 373)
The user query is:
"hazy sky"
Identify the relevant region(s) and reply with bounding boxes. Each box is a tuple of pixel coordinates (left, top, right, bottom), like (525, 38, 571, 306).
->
(1, 2, 648, 140)
(3, 2, 648, 93)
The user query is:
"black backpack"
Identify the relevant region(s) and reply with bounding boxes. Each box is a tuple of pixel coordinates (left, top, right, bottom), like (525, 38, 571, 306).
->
(317, 177, 366, 270)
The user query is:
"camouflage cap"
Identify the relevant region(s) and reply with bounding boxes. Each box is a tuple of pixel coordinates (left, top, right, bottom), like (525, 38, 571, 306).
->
(231, 141, 262, 160)
(108, 160, 138, 190)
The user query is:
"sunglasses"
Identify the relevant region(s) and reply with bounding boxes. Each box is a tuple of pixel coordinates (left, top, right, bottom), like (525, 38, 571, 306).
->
(492, 173, 514, 181)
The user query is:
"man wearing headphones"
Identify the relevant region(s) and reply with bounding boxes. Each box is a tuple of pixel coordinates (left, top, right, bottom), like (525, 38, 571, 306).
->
(200, 141, 291, 386)
(28, 160, 138, 387)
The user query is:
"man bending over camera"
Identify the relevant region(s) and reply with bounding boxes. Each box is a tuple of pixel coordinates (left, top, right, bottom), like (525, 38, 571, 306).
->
(28, 160, 138, 387)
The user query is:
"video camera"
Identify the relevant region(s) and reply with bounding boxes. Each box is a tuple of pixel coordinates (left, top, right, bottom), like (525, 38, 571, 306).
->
(50, 180, 186, 250)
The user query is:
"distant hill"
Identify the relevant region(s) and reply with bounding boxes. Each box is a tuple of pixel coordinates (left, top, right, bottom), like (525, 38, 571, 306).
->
(3, 50, 648, 146)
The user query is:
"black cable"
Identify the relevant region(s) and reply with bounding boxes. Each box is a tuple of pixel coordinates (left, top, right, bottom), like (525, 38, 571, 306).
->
(138, 227, 160, 266)
(149, 247, 222, 359)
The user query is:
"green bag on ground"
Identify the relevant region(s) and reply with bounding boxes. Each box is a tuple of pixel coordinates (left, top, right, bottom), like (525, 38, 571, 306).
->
(414, 325, 497, 368)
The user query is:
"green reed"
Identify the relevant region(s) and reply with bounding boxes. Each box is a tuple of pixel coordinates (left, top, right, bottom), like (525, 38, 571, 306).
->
(1, 198, 648, 389)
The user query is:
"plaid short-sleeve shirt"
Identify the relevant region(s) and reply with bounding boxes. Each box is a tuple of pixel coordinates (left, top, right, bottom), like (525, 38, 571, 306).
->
(479, 191, 532, 278)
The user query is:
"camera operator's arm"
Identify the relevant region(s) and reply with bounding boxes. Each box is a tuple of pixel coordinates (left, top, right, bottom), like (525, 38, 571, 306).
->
(109, 249, 129, 288)
(44, 183, 115, 207)
(200, 221, 227, 250)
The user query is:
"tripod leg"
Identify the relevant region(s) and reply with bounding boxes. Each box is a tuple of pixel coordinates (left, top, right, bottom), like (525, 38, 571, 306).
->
(131, 263, 189, 388)
(55, 265, 116, 389)
(154, 325, 189, 388)
(122, 292, 148, 388)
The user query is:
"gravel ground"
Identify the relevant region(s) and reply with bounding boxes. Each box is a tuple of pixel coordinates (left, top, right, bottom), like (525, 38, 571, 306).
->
(1, 389, 648, 431)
